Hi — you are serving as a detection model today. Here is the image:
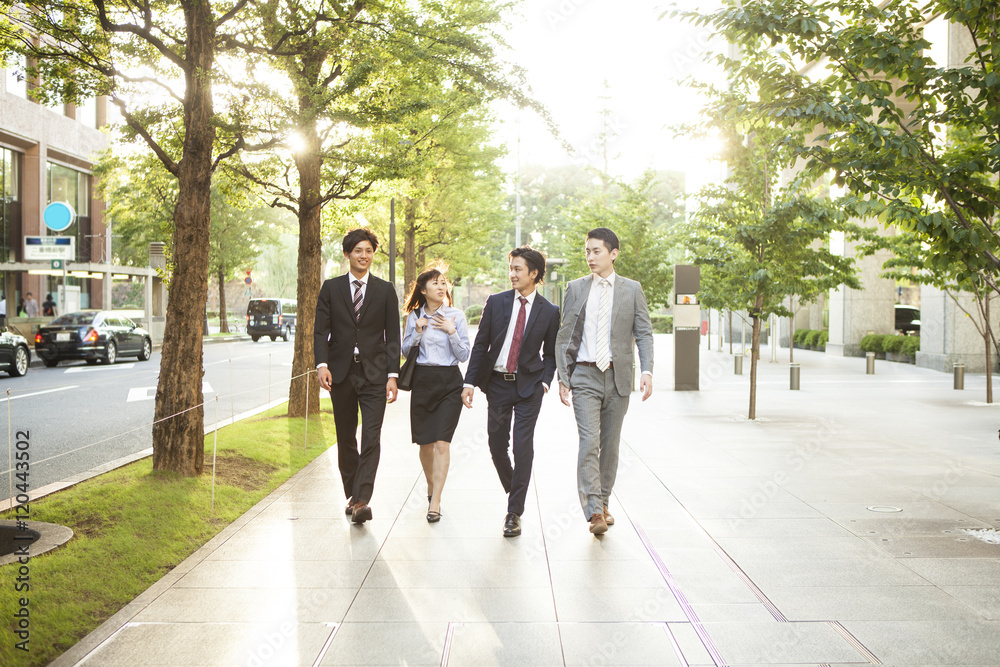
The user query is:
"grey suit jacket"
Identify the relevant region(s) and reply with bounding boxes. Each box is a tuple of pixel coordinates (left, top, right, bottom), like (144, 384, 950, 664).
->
(556, 274, 654, 397)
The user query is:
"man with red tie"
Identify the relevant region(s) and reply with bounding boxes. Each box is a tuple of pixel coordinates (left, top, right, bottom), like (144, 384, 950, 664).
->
(462, 247, 560, 537)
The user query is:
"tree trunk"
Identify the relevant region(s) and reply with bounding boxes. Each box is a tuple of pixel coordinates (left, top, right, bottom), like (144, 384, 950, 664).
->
(789, 314, 794, 363)
(218, 264, 229, 334)
(749, 314, 761, 420)
(152, 1, 214, 475)
(288, 114, 324, 419)
(403, 197, 418, 290)
(728, 310, 733, 355)
(987, 293, 993, 404)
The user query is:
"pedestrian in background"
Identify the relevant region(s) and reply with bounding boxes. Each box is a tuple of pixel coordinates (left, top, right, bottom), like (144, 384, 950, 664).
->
(25, 292, 38, 317)
(42, 294, 57, 317)
(401, 267, 470, 523)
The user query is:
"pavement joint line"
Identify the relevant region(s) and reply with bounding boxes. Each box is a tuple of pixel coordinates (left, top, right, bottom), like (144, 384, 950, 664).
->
(440, 620, 460, 667)
(827, 620, 883, 665)
(662, 621, 692, 667)
(632, 520, 727, 667)
(310, 622, 340, 667)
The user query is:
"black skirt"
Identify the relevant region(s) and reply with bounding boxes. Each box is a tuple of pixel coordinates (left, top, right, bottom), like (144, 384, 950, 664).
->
(410, 365, 463, 445)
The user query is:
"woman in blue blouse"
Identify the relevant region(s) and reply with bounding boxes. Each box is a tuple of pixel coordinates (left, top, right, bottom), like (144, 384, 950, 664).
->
(401, 268, 471, 522)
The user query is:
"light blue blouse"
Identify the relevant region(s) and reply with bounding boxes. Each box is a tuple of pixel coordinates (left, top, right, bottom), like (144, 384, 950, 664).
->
(402, 304, 471, 366)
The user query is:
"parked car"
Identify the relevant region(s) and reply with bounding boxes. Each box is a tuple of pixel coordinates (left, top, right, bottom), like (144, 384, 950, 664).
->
(895, 304, 920, 335)
(0, 328, 30, 377)
(246, 298, 296, 342)
(34, 311, 153, 367)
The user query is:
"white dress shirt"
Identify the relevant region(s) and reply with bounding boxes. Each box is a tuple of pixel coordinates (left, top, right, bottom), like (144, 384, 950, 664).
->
(494, 289, 537, 372)
(577, 272, 615, 364)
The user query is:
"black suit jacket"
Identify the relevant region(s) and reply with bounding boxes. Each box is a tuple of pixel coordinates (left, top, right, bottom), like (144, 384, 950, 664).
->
(464, 289, 559, 399)
(314, 273, 401, 385)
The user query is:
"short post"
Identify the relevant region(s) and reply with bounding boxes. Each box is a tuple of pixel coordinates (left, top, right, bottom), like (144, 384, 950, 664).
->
(789, 363, 800, 390)
(866, 351, 875, 375)
(734, 354, 743, 375)
(954, 363, 965, 390)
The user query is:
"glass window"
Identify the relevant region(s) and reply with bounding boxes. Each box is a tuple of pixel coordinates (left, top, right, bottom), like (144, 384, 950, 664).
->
(46, 163, 90, 216)
(49, 312, 94, 326)
(247, 299, 280, 315)
(77, 96, 98, 129)
(2, 148, 19, 202)
(4, 56, 27, 98)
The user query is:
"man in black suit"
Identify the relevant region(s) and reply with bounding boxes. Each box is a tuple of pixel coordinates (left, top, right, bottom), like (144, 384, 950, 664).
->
(315, 228, 401, 524)
(462, 247, 559, 537)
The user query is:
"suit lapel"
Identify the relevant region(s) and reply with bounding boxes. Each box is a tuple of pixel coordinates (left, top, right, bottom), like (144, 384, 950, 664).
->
(492, 290, 515, 348)
(610, 278, 627, 334)
(522, 292, 544, 339)
(340, 275, 355, 316)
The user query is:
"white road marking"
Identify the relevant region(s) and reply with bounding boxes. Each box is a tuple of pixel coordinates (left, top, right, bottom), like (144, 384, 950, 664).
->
(0, 385, 80, 403)
(64, 363, 136, 373)
(127, 381, 214, 402)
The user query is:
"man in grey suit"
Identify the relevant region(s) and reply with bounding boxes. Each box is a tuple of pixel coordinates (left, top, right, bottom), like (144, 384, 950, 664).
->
(556, 227, 654, 535)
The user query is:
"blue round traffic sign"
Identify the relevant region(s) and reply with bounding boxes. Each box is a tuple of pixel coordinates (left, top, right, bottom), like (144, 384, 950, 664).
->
(43, 202, 76, 232)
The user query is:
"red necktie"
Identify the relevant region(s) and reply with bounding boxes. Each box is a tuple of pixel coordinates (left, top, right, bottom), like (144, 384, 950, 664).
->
(506, 296, 527, 373)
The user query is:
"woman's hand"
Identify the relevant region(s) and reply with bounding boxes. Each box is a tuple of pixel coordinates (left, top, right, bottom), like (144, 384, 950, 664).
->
(431, 313, 456, 335)
(415, 316, 429, 333)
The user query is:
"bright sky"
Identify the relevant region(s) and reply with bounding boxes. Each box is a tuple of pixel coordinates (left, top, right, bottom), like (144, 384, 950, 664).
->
(495, 0, 726, 192)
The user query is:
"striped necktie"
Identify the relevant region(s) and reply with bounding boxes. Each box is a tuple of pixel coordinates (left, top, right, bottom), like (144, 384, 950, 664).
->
(352, 280, 363, 322)
(596, 279, 611, 371)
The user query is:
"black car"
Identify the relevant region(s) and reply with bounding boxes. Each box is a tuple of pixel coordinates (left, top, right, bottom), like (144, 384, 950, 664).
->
(0, 328, 30, 377)
(246, 298, 296, 342)
(34, 311, 153, 367)
(895, 304, 920, 335)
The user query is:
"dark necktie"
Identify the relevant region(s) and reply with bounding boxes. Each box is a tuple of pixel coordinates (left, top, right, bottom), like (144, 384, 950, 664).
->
(506, 296, 528, 373)
(352, 280, 363, 322)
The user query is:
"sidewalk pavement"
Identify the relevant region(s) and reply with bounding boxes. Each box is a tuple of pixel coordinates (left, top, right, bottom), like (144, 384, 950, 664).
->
(53, 336, 1000, 666)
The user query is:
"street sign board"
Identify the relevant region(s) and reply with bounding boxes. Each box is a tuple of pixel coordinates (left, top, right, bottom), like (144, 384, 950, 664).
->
(43, 202, 76, 232)
(25, 236, 75, 261)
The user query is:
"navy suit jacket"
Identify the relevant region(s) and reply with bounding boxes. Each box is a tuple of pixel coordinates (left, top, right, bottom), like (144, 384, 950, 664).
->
(464, 289, 559, 399)
(313, 273, 401, 385)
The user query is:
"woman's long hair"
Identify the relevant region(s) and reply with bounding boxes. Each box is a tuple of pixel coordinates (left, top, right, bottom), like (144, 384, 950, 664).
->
(404, 267, 453, 314)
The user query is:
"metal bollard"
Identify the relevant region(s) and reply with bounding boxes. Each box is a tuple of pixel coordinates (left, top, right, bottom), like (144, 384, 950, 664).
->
(790, 363, 800, 390)
(954, 363, 965, 390)
(734, 354, 743, 375)
(866, 351, 875, 375)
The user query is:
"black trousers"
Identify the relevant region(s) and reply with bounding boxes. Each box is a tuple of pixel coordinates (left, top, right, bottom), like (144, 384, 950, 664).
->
(485, 374, 543, 516)
(329, 362, 387, 504)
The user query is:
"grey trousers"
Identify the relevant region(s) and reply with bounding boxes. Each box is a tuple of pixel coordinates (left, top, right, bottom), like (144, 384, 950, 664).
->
(572, 364, 630, 519)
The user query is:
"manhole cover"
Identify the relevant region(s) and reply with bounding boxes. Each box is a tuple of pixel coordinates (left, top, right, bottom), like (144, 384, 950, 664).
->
(0, 521, 74, 566)
(0, 525, 40, 556)
(867, 506, 903, 513)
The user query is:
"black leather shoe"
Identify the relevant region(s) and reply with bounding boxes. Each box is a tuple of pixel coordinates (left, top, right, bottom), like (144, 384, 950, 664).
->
(502, 512, 521, 537)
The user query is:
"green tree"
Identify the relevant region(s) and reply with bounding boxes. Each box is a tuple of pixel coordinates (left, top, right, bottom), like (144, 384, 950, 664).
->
(675, 0, 1000, 322)
(562, 170, 682, 309)
(226, 0, 535, 418)
(3, 0, 263, 475)
(680, 67, 862, 419)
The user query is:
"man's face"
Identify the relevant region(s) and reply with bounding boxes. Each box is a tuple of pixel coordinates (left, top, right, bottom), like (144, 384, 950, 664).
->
(509, 256, 537, 293)
(346, 240, 374, 276)
(585, 237, 618, 277)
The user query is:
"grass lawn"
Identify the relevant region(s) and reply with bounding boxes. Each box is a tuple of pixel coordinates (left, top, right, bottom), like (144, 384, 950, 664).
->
(0, 404, 336, 667)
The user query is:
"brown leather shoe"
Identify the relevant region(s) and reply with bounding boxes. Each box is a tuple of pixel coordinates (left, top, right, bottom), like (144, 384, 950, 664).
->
(603, 506, 615, 526)
(352, 502, 372, 524)
(589, 513, 608, 535)
(345, 499, 355, 515)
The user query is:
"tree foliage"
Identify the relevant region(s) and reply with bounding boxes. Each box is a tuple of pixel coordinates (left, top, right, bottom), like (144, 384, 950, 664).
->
(678, 51, 862, 419)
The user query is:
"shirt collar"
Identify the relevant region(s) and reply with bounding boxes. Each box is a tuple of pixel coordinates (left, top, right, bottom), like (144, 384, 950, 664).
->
(515, 289, 537, 306)
(348, 270, 369, 285)
(592, 271, 617, 287)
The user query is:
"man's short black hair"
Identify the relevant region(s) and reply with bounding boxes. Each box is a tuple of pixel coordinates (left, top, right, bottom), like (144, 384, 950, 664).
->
(508, 246, 546, 284)
(587, 227, 620, 254)
(343, 228, 379, 255)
